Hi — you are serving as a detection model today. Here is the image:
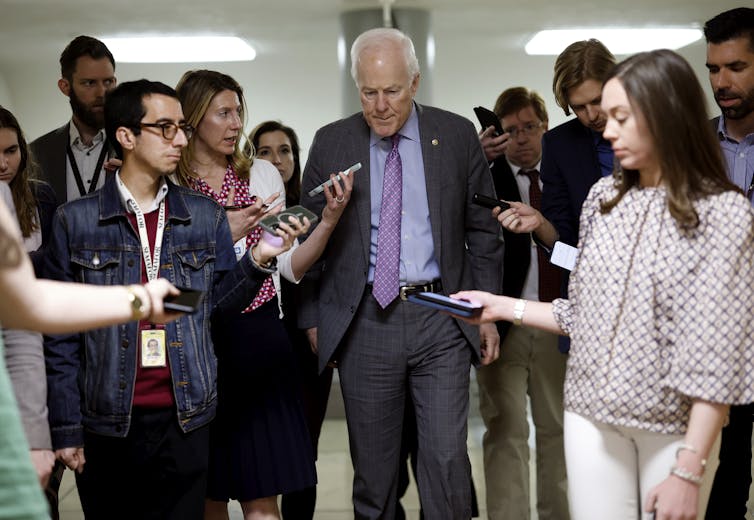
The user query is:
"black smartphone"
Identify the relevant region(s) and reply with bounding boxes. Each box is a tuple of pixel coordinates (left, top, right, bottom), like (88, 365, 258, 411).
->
(406, 292, 483, 318)
(259, 205, 319, 234)
(473, 106, 504, 136)
(473, 193, 510, 211)
(164, 287, 205, 314)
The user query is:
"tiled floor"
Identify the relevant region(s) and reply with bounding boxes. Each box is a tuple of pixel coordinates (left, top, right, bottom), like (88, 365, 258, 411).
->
(55, 376, 754, 519)
(58, 416, 490, 520)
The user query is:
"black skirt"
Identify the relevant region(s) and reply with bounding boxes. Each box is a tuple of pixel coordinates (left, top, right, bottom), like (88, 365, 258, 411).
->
(207, 297, 317, 502)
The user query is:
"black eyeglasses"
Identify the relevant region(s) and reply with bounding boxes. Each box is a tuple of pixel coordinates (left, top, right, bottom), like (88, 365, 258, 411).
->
(139, 122, 195, 140)
(503, 122, 544, 139)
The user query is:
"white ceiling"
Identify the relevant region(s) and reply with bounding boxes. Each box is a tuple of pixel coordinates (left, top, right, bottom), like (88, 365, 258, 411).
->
(0, 0, 736, 65)
(0, 0, 742, 150)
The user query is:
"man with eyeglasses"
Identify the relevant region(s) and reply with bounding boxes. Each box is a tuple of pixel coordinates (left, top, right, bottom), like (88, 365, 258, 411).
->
(476, 87, 570, 520)
(31, 35, 119, 205)
(43, 79, 296, 519)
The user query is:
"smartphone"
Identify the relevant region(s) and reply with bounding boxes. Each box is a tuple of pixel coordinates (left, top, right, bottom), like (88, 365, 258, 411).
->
(406, 292, 483, 318)
(473, 106, 504, 136)
(164, 287, 205, 314)
(223, 204, 252, 211)
(259, 205, 319, 234)
(307, 162, 362, 197)
(473, 193, 511, 211)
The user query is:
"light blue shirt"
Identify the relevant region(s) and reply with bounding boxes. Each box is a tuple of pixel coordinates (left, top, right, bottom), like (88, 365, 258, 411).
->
(717, 116, 754, 206)
(367, 104, 441, 284)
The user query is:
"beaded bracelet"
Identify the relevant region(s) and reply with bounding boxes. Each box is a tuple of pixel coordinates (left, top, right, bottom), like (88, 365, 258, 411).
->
(670, 465, 703, 485)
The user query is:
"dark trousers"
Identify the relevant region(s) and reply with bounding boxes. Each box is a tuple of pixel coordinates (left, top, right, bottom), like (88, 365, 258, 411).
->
(339, 293, 473, 519)
(280, 337, 333, 520)
(396, 392, 480, 520)
(76, 408, 210, 520)
(706, 403, 754, 519)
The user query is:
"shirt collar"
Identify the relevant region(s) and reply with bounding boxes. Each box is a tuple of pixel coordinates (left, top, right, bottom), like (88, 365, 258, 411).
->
(717, 115, 754, 144)
(115, 171, 169, 214)
(68, 120, 106, 150)
(510, 159, 542, 176)
(369, 103, 420, 147)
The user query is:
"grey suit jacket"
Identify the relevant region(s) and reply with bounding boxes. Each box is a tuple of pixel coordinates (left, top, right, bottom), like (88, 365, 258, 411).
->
(299, 104, 503, 372)
(30, 123, 69, 205)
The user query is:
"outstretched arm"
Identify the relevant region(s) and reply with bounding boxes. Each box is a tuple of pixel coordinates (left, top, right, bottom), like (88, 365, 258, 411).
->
(0, 198, 178, 333)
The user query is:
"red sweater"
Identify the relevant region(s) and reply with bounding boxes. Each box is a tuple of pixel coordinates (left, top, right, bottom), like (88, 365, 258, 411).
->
(126, 206, 174, 409)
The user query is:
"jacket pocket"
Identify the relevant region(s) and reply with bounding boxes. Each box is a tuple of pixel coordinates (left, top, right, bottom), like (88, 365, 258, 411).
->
(174, 247, 216, 289)
(70, 249, 121, 286)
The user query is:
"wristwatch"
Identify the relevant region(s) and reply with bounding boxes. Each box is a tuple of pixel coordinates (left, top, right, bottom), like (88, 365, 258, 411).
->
(126, 285, 148, 321)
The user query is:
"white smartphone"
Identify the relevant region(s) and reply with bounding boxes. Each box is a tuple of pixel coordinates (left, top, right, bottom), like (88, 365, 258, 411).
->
(307, 162, 362, 197)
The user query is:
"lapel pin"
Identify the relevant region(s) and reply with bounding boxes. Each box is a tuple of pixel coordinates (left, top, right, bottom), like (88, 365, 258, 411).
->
(431, 138, 439, 146)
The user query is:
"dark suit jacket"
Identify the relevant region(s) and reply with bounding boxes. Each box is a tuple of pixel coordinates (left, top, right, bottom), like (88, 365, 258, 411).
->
(30, 123, 69, 205)
(299, 104, 503, 371)
(540, 118, 602, 247)
(489, 158, 532, 341)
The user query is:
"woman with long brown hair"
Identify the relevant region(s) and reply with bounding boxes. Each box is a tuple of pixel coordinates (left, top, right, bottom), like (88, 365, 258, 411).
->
(455, 49, 754, 520)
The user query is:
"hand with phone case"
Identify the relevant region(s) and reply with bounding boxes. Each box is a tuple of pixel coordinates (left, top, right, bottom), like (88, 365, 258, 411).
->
(474, 106, 510, 162)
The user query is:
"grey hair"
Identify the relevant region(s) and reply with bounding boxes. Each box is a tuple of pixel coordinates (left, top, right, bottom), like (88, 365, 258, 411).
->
(350, 28, 420, 85)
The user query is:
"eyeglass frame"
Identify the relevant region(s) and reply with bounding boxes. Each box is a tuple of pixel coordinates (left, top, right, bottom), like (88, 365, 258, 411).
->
(138, 121, 195, 140)
(503, 121, 545, 139)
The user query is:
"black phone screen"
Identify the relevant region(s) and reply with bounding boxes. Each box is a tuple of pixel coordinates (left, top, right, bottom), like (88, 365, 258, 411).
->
(164, 288, 204, 313)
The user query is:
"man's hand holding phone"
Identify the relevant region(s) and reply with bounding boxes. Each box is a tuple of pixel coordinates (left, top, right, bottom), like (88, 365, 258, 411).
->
(320, 163, 357, 226)
(479, 126, 511, 163)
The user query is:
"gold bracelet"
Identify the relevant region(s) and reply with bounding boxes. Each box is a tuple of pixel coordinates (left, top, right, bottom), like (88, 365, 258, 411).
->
(126, 285, 148, 321)
(512, 299, 527, 326)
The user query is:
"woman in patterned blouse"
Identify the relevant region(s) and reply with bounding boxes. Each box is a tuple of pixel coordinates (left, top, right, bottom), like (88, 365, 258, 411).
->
(454, 50, 754, 520)
(175, 70, 353, 520)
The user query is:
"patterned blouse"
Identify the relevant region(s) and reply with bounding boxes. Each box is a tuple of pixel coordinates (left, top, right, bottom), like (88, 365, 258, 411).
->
(188, 165, 276, 312)
(552, 177, 754, 435)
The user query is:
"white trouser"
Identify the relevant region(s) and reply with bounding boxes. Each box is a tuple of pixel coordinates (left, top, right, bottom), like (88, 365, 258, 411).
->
(564, 411, 720, 520)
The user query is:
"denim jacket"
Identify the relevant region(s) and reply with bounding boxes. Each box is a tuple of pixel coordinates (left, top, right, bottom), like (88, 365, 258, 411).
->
(44, 176, 272, 449)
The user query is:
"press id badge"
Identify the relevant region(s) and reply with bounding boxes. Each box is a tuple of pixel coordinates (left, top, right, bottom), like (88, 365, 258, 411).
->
(141, 329, 167, 368)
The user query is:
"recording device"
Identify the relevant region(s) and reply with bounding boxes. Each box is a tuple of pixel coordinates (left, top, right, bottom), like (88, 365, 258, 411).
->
(473, 106, 504, 136)
(473, 193, 511, 211)
(307, 162, 362, 197)
(259, 205, 319, 235)
(164, 287, 205, 314)
(406, 292, 483, 318)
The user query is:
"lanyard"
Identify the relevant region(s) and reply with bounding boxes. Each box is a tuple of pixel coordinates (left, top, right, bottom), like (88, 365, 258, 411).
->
(117, 176, 166, 282)
(66, 142, 108, 197)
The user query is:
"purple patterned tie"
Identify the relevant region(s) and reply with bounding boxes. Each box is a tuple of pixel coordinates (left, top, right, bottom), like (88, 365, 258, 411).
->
(373, 134, 402, 308)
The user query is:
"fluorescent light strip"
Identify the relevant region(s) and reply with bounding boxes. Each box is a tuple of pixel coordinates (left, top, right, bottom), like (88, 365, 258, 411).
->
(102, 36, 256, 63)
(525, 28, 703, 56)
